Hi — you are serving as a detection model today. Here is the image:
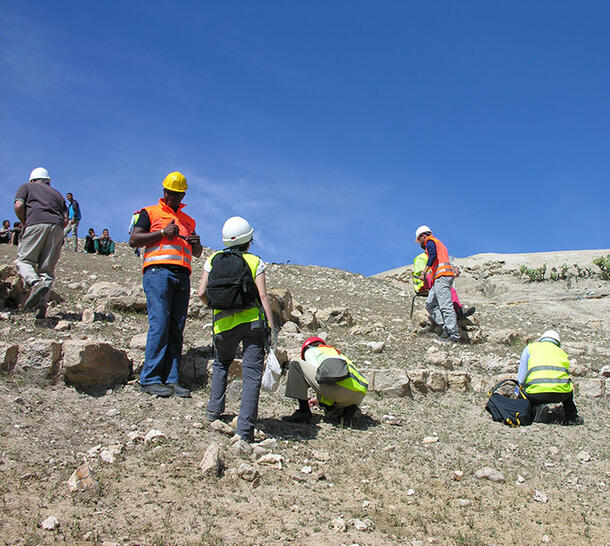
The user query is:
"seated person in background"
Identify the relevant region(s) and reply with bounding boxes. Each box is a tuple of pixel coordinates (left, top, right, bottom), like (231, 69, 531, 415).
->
(282, 337, 368, 427)
(11, 222, 22, 245)
(84, 228, 97, 253)
(94, 228, 115, 255)
(0, 220, 11, 244)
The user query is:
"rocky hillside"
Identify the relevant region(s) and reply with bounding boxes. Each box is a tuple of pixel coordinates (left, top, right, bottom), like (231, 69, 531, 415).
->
(0, 243, 609, 545)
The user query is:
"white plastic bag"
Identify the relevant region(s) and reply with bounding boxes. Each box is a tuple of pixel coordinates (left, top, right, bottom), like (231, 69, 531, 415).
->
(261, 351, 282, 392)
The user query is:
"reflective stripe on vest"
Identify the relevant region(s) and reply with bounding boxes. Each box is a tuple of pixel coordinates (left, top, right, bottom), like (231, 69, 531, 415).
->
(525, 342, 572, 395)
(210, 251, 263, 335)
(412, 252, 427, 294)
(424, 235, 455, 283)
(314, 346, 368, 406)
(142, 200, 196, 273)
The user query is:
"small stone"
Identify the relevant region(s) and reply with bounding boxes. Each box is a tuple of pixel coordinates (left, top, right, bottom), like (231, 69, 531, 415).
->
(330, 517, 347, 532)
(383, 445, 396, 452)
(474, 467, 504, 482)
(257, 453, 284, 468)
(577, 450, 591, 462)
(351, 518, 369, 531)
(200, 442, 221, 477)
(126, 431, 142, 442)
(231, 439, 253, 456)
(230, 434, 241, 444)
(382, 414, 403, 426)
(365, 341, 385, 353)
(406, 488, 415, 496)
(301, 466, 313, 474)
(41, 516, 59, 530)
(422, 436, 438, 444)
(541, 535, 550, 543)
(452, 470, 464, 481)
(548, 446, 559, 457)
(210, 419, 234, 435)
(258, 438, 278, 449)
(362, 500, 370, 509)
(105, 408, 120, 417)
(312, 449, 331, 461)
(81, 308, 95, 324)
(67, 463, 100, 497)
(457, 498, 471, 507)
(144, 429, 166, 444)
(600, 365, 610, 378)
(516, 475, 525, 484)
(237, 463, 260, 482)
(100, 444, 123, 463)
(253, 446, 268, 456)
(12, 396, 24, 405)
(191, 422, 204, 429)
(533, 490, 548, 503)
(87, 444, 102, 458)
(54, 320, 71, 331)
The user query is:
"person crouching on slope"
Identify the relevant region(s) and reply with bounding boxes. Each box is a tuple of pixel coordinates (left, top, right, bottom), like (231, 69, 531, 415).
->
(282, 337, 368, 427)
(197, 216, 275, 443)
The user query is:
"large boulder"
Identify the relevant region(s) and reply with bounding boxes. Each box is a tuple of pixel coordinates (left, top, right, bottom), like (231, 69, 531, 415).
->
(268, 288, 293, 328)
(576, 379, 604, 398)
(16, 339, 62, 384)
(0, 342, 19, 372)
(0, 264, 26, 308)
(369, 368, 411, 398)
(86, 282, 130, 300)
(446, 371, 471, 392)
(426, 370, 447, 392)
(458, 316, 486, 344)
(62, 340, 133, 395)
(407, 369, 429, 393)
(315, 307, 354, 327)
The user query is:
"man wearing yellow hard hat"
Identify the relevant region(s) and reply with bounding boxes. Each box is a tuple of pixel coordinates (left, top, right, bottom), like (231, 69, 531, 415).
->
(129, 172, 203, 397)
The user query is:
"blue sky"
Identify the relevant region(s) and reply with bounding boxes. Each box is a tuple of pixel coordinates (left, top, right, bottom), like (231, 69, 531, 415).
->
(1, 1, 608, 275)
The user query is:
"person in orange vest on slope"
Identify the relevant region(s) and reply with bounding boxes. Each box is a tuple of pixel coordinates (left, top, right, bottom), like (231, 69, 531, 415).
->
(415, 225, 459, 342)
(129, 172, 203, 397)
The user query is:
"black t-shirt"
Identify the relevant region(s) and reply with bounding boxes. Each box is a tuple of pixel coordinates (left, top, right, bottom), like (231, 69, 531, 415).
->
(134, 209, 151, 231)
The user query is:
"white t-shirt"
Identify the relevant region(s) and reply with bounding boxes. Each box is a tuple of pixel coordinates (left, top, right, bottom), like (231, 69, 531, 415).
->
(204, 252, 265, 277)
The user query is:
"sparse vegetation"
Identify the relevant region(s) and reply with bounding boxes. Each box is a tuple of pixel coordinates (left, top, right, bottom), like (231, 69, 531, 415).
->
(519, 264, 546, 282)
(593, 254, 610, 280)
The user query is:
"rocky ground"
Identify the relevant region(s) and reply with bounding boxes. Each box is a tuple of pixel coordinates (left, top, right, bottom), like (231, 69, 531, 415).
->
(0, 243, 609, 545)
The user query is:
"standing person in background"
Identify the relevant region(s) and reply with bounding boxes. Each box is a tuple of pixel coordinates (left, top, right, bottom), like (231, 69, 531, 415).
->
(14, 167, 67, 317)
(198, 216, 275, 443)
(11, 222, 22, 246)
(0, 220, 11, 244)
(63, 192, 81, 251)
(129, 171, 202, 398)
(415, 225, 459, 342)
(95, 228, 115, 255)
(84, 228, 96, 254)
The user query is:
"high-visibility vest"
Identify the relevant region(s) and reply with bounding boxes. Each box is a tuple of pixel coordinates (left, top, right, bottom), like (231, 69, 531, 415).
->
(424, 235, 455, 283)
(142, 199, 196, 272)
(525, 342, 573, 395)
(209, 251, 264, 335)
(413, 252, 428, 294)
(308, 345, 368, 406)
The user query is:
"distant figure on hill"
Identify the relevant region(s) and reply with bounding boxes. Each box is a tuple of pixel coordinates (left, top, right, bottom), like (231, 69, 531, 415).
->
(414, 226, 459, 342)
(0, 220, 11, 244)
(84, 228, 97, 254)
(198, 216, 275, 442)
(282, 337, 368, 427)
(63, 192, 81, 251)
(14, 167, 67, 318)
(95, 228, 115, 255)
(129, 171, 202, 398)
(517, 330, 583, 425)
(11, 222, 22, 246)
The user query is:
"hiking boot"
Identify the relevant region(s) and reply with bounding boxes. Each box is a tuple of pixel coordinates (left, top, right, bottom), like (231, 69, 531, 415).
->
(140, 383, 173, 397)
(206, 411, 220, 422)
(281, 410, 313, 424)
(462, 306, 476, 317)
(534, 404, 551, 423)
(562, 415, 584, 426)
(35, 303, 47, 319)
(168, 383, 191, 398)
(24, 281, 50, 310)
(340, 405, 361, 428)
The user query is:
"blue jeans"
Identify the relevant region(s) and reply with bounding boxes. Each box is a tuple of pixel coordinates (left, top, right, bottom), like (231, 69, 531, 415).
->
(207, 322, 265, 441)
(140, 267, 190, 386)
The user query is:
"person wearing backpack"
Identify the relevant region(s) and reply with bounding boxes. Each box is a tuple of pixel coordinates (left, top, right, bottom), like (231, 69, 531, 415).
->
(129, 171, 202, 398)
(517, 329, 583, 425)
(197, 216, 275, 443)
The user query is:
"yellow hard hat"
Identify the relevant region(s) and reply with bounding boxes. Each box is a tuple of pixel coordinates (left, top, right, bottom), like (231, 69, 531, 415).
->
(162, 171, 188, 192)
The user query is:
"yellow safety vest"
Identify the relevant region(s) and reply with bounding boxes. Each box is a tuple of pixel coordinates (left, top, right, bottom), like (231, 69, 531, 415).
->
(208, 251, 265, 335)
(525, 342, 572, 395)
(311, 346, 368, 406)
(413, 252, 427, 294)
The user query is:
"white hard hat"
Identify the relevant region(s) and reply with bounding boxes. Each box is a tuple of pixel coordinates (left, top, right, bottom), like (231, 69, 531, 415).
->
(539, 330, 561, 345)
(222, 216, 254, 248)
(29, 167, 50, 181)
(415, 225, 432, 242)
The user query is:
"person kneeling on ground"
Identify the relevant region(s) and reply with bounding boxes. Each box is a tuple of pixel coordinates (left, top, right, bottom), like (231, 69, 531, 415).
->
(84, 228, 96, 254)
(282, 337, 368, 427)
(95, 228, 115, 255)
(517, 329, 583, 425)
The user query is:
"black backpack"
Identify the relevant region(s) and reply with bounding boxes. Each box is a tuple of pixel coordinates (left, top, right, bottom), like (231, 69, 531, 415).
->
(485, 379, 533, 427)
(205, 250, 259, 310)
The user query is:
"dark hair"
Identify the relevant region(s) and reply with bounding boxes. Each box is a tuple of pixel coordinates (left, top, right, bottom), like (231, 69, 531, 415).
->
(13, 222, 21, 227)
(231, 240, 251, 252)
(2, 219, 9, 225)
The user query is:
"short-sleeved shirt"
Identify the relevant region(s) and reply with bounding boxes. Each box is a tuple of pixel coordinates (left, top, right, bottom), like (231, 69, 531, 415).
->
(204, 251, 265, 276)
(14, 181, 66, 228)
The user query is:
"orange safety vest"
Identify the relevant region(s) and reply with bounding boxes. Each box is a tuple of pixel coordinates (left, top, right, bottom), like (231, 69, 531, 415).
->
(142, 199, 196, 272)
(424, 235, 455, 283)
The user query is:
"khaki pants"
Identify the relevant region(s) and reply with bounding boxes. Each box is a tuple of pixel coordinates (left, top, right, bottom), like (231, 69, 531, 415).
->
(17, 224, 63, 288)
(63, 220, 79, 250)
(284, 359, 365, 409)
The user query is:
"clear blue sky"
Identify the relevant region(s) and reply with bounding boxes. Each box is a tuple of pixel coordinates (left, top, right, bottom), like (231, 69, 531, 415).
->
(1, 1, 608, 275)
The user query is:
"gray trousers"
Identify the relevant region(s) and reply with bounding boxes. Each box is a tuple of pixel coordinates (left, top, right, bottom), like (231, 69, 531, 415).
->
(285, 360, 365, 409)
(63, 220, 79, 250)
(16, 223, 63, 289)
(426, 275, 459, 339)
(207, 322, 265, 441)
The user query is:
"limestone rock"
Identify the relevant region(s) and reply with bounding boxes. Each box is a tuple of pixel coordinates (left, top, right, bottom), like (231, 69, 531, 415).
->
(106, 296, 147, 313)
(0, 265, 26, 307)
(422, 435, 438, 444)
(488, 329, 520, 345)
(257, 453, 284, 468)
(426, 370, 447, 392)
(232, 439, 253, 456)
(62, 340, 132, 395)
(407, 369, 429, 393)
(81, 308, 95, 324)
(426, 350, 451, 369)
(41, 516, 60, 531)
(474, 467, 504, 482)
(371, 368, 411, 398)
(54, 320, 71, 331)
(86, 282, 130, 300)
(237, 463, 260, 482)
(458, 316, 486, 344)
(0, 342, 18, 372)
(577, 379, 604, 398)
(67, 463, 100, 497)
(533, 490, 548, 503)
(144, 429, 166, 444)
(577, 450, 591, 463)
(313, 450, 331, 462)
(281, 321, 300, 334)
(315, 307, 353, 327)
(411, 309, 432, 331)
(16, 339, 62, 383)
(453, 470, 464, 481)
(365, 341, 385, 353)
(200, 442, 221, 477)
(600, 365, 610, 378)
(268, 288, 293, 327)
(129, 333, 147, 350)
(330, 517, 347, 532)
(100, 444, 123, 464)
(210, 420, 234, 435)
(446, 371, 471, 392)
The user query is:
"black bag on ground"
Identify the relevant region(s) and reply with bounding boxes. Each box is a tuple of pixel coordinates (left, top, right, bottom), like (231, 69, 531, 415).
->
(205, 250, 259, 310)
(485, 379, 533, 427)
